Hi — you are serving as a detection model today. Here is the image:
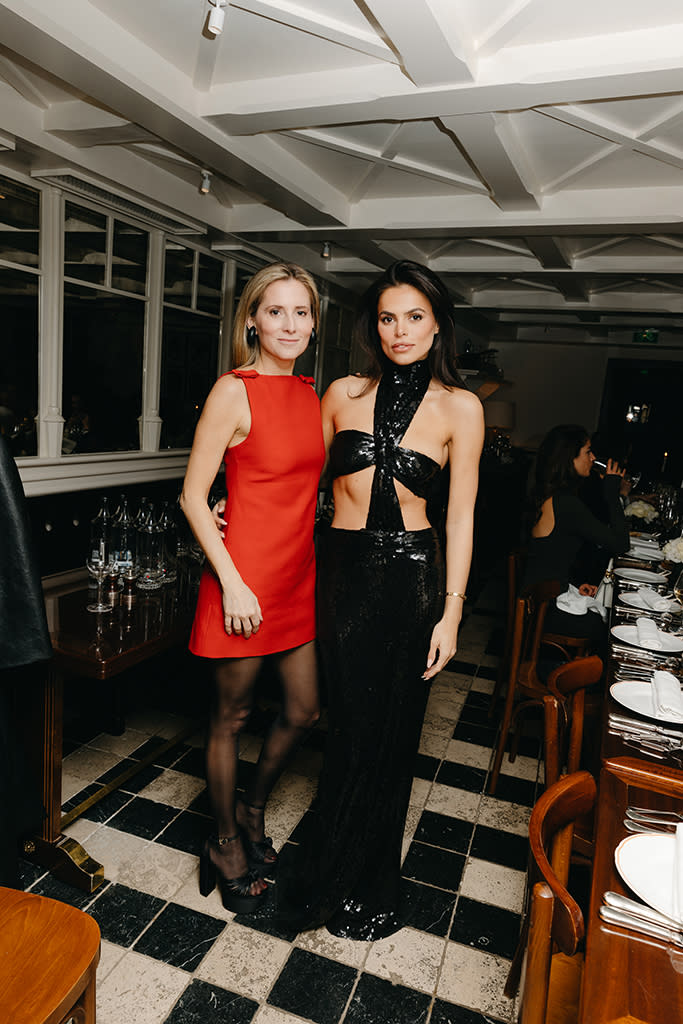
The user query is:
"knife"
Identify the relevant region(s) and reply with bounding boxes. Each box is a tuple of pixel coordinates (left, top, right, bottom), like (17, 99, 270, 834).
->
(604, 891, 683, 929)
(600, 904, 683, 946)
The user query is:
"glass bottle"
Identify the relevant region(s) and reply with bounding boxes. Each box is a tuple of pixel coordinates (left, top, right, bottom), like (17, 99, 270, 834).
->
(136, 503, 163, 590)
(113, 497, 136, 579)
(157, 500, 178, 585)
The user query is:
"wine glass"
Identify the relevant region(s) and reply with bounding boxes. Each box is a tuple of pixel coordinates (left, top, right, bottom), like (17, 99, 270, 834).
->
(86, 544, 111, 613)
(674, 569, 683, 609)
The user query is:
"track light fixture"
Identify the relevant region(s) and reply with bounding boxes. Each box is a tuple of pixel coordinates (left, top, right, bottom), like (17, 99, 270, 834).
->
(320, 241, 331, 260)
(208, 0, 227, 36)
(200, 170, 212, 195)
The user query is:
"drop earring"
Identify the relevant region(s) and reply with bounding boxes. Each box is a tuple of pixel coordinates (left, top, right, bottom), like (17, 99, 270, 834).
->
(247, 325, 257, 347)
(309, 327, 317, 345)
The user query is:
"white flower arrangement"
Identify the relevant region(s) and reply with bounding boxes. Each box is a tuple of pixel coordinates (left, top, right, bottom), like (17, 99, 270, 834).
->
(624, 499, 657, 523)
(662, 536, 683, 563)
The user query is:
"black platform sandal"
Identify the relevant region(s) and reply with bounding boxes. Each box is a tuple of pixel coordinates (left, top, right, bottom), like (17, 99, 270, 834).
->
(199, 834, 267, 913)
(237, 799, 278, 873)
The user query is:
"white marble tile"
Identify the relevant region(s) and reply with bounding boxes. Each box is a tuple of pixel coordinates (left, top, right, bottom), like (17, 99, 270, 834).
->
(499, 753, 539, 782)
(253, 1007, 312, 1024)
(61, 771, 92, 803)
(97, 938, 127, 981)
(401, 803, 423, 861)
(171, 871, 236, 922)
(267, 774, 317, 846)
(62, 746, 121, 783)
(87, 728, 150, 757)
(426, 783, 481, 822)
(238, 734, 263, 763)
(409, 777, 431, 808)
(470, 676, 496, 695)
(425, 694, 465, 726)
(433, 671, 473, 693)
(138, 768, 206, 809)
(477, 796, 531, 837)
(196, 921, 291, 1001)
(295, 927, 369, 969)
(479, 653, 502, 669)
(118, 843, 198, 901)
(365, 927, 445, 994)
(82, 826, 151, 885)
(63, 816, 99, 845)
(418, 730, 450, 759)
(445, 740, 492, 771)
(460, 858, 526, 913)
(422, 707, 459, 737)
(97, 951, 189, 1024)
(437, 942, 514, 1021)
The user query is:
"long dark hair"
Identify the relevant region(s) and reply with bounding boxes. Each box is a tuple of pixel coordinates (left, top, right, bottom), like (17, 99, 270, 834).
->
(531, 423, 589, 524)
(353, 260, 465, 388)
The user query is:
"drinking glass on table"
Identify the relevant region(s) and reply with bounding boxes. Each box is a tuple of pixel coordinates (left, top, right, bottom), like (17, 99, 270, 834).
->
(86, 544, 111, 612)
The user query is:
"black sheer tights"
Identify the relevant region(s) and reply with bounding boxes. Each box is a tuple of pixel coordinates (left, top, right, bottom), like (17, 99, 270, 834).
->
(206, 641, 318, 873)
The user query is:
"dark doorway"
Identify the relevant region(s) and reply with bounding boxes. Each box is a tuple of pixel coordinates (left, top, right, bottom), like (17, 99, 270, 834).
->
(596, 358, 683, 488)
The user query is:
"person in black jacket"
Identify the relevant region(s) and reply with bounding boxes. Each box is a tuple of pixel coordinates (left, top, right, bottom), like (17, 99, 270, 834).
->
(0, 435, 51, 886)
(522, 424, 629, 651)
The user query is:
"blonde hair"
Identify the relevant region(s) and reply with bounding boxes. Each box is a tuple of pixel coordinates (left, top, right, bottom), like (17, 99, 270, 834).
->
(233, 263, 320, 368)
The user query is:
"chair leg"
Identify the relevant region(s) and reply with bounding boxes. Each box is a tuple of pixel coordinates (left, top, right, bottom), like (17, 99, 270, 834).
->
(488, 677, 517, 794)
(487, 664, 506, 720)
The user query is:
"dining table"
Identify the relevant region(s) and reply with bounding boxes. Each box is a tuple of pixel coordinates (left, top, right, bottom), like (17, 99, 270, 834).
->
(578, 549, 683, 1023)
(19, 571, 197, 892)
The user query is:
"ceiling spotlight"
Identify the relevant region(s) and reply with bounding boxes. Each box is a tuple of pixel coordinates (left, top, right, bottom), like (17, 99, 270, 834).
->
(320, 241, 331, 260)
(200, 170, 212, 195)
(207, 0, 227, 36)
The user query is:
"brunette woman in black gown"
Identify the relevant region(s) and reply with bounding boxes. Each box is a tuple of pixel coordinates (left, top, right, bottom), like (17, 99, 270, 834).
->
(278, 261, 484, 939)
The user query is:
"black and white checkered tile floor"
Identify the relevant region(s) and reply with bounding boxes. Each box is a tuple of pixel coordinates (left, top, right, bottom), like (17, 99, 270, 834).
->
(20, 576, 541, 1024)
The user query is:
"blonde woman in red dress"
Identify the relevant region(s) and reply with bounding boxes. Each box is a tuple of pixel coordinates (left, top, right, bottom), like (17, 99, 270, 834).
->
(181, 263, 324, 912)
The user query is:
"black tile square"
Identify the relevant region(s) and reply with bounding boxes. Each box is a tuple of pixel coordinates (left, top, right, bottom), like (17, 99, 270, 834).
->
(471, 824, 529, 871)
(414, 811, 473, 855)
(121, 762, 165, 794)
(18, 858, 45, 890)
(451, 720, 497, 746)
(154, 743, 192, 769)
(475, 664, 499, 681)
(157, 810, 211, 855)
(436, 762, 487, 794)
(130, 736, 169, 761)
(288, 810, 317, 845)
(414, 753, 440, 781)
(30, 873, 106, 911)
(344, 973, 430, 1024)
(164, 980, 257, 1024)
(106, 795, 179, 839)
(61, 782, 104, 814)
(82, 788, 135, 824)
(450, 896, 521, 960)
(233, 881, 298, 942)
(268, 948, 357, 1024)
(135, 902, 226, 971)
(97, 757, 136, 784)
(188, 788, 211, 816)
(236, 760, 257, 791)
(401, 878, 457, 936)
(485, 629, 505, 656)
(444, 659, 478, 676)
(431, 998, 507, 1024)
(172, 747, 205, 778)
(491, 774, 537, 807)
(89, 882, 165, 946)
(402, 841, 465, 892)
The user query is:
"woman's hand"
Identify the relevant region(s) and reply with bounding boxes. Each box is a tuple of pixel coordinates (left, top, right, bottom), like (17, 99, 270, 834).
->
(221, 583, 262, 639)
(212, 498, 227, 536)
(578, 582, 598, 597)
(423, 615, 460, 681)
(605, 458, 625, 477)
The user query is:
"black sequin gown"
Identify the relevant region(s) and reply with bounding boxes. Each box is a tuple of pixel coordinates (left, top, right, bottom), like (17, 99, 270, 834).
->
(277, 358, 445, 939)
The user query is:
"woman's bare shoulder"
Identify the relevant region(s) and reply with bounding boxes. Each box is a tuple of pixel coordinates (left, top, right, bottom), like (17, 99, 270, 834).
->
(323, 374, 369, 403)
(434, 384, 483, 418)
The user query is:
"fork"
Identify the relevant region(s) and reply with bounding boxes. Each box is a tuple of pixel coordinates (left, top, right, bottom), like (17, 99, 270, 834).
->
(627, 806, 683, 822)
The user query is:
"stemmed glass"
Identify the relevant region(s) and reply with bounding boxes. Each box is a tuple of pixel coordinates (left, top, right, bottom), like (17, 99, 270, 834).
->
(674, 569, 683, 609)
(86, 544, 111, 613)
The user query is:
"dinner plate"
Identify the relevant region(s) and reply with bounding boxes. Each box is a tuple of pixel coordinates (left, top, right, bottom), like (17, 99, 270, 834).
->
(609, 680, 683, 723)
(614, 567, 670, 584)
(614, 833, 681, 922)
(611, 624, 683, 652)
(619, 591, 680, 614)
(627, 546, 664, 560)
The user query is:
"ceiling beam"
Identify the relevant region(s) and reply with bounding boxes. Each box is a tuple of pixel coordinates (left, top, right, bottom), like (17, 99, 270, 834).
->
(524, 236, 571, 268)
(360, 0, 474, 85)
(475, 0, 543, 59)
(440, 113, 538, 211)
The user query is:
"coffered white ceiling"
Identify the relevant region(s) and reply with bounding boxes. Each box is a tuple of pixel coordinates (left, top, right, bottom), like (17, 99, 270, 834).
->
(2, 0, 683, 342)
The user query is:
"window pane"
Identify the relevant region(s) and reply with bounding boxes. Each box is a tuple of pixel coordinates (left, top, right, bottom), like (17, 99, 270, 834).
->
(0, 175, 40, 267)
(64, 201, 107, 285)
(0, 266, 39, 456)
(159, 307, 219, 448)
(164, 242, 193, 306)
(112, 220, 148, 294)
(197, 252, 223, 315)
(63, 284, 143, 453)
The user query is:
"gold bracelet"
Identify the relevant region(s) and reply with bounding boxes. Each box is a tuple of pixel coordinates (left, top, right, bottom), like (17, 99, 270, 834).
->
(445, 591, 467, 601)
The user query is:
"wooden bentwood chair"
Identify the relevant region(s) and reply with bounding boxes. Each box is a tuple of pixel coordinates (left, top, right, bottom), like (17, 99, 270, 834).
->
(0, 886, 101, 1024)
(510, 770, 597, 1024)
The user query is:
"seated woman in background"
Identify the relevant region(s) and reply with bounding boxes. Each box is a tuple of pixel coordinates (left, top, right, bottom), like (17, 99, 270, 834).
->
(522, 424, 629, 652)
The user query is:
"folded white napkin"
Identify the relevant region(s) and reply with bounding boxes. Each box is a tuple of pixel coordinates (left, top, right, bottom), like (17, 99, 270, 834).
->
(556, 584, 607, 621)
(673, 822, 683, 925)
(638, 588, 671, 612)
(652, 670, 683, 721)
(636, 616, 663, 648)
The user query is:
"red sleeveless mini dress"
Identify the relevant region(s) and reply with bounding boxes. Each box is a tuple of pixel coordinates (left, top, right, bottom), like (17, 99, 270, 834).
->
(189, 370, 325, 658)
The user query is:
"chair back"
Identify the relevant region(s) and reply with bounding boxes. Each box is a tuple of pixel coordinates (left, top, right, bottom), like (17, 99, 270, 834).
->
(544, 655, 602, 787)
(519, 771, 597, 1024)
